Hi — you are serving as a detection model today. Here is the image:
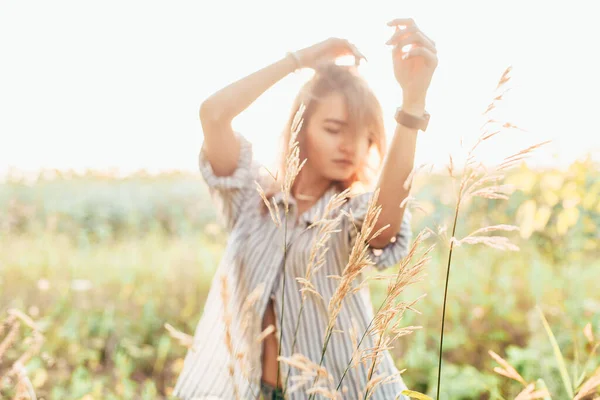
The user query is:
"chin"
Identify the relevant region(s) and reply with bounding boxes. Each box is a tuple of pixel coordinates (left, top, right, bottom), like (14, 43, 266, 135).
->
(326, 172, 354, 182)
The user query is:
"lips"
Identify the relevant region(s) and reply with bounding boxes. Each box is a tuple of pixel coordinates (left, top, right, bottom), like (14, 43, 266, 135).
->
(333, 159, 353, 167)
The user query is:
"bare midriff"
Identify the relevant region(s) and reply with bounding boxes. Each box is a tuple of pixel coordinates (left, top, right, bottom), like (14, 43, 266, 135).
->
(261, 299, 282, 388)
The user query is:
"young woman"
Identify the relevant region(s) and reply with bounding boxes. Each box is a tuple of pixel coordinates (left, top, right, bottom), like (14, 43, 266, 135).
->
(174, 18, 437, 400)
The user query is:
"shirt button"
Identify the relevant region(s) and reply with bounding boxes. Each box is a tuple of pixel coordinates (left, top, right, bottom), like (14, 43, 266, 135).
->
(372, 248, 383, 257)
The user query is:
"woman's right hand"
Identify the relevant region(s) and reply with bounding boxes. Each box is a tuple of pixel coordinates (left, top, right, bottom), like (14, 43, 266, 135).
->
(294, 38, 366, 69)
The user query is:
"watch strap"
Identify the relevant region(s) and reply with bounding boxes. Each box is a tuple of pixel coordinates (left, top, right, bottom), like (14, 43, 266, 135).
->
(395, 107, 430, 132)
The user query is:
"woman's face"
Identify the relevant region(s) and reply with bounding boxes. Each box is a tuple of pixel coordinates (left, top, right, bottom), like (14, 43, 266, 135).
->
(301, 92, 372, 183)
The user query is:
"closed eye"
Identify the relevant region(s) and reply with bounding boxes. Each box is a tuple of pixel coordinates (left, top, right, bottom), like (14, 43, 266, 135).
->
(368, 131, 375, 146)
(325, 127, 340, 134)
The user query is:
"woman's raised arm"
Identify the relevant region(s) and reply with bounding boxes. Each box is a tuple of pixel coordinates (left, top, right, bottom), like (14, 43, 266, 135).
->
(199, 56, 298, 177)
(199, 38, 365, 178)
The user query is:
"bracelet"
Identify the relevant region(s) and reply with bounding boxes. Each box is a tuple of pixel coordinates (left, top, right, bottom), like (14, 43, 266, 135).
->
(286, 51, 302, 71)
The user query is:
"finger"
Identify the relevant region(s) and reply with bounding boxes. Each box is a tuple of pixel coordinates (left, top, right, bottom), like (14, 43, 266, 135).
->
(390, 31, 437, 54)
(387, 18, 417, 28)
(347, 41, 368, 64)
(353, 46, 368, 64)
(385, 25, 419, 45)
(398, 46, 439, 67)
(420, 31, 436, 47)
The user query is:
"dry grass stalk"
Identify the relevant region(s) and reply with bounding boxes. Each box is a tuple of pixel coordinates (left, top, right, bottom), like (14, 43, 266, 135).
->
(361, 232, 432, 398)
(255, 325, 275, 344)
(306, 387, 342, 400)
(514, 383, 551, 400)
(495, 66, 512, 91)
(165, 280, 269, 397)
(363, 372, 404, 400)
(301, 189, 387, 400)
(465, 224, 520, 236)
(282, 189, 351, 396)
(297, 188, 350, 304)
(346, 319, 366, 372)
(10, 362, 37, 400)
(328, 189, 386, 326)
(219, 277, 272, 398)
(254, 102, 306, 226)
(574, 367, 600, 400)
(458, 68, 547, 188)
(435, 65, 550, 398)
(332, 228, 431, 397)
(398, 195, 429, 216)
(448, 154, 455, 178)
(243, 102, 312, 395)
(0, 317, 19, 363)
(488, 350, 552, 399)
(238, 283, 269, 386)
(452, 224, 521, 252)
(255, 182, 282, 228)
(250, 104, 309, 391)
(488, 350, 527, 386)
(496, 141, 552, 172)
(422, 224, 450, 249)
(273, 102, 311, 391)
(282, 103, 308, 212)
(278, 353, 340, 399)
(164, 323, 194, 351)
(491, 322, 600, 400)
(469, 184, 515, 200)
(0, 310, 44, 400)
(403, 163, 434, 191)
(239, 282, 266, 334)
(372, 231, 433, 335)
(9, 332, 43, 377)
(220, 275, 240, 400)
(370, 265, 429, 340)
(7, 310, 39, 332)
(453, 235, 519, 251)
(463, 173, 504, 196)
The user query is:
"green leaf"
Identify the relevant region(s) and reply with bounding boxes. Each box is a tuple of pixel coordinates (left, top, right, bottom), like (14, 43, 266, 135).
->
(400, 390, 434, 400)
(537, 306, 574, 398)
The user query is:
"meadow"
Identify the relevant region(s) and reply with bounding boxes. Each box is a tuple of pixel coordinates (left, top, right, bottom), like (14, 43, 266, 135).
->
(1, 153, 599, 399)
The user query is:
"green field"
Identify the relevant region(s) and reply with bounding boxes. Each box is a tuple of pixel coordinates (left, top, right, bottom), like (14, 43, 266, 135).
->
(1, 159, 599, 399)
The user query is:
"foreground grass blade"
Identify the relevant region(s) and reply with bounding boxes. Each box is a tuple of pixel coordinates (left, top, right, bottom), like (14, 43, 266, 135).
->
(401, 389, 434, 400)
(537, 306, 573, 398)
(535, 379, 552, 400)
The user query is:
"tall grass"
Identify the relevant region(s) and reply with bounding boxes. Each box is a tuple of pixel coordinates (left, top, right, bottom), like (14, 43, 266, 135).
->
(2, 69, 600, 398)
(2, 160, 599, 398)
(489, 310, 600, 399)
(434, 66, 550, 398)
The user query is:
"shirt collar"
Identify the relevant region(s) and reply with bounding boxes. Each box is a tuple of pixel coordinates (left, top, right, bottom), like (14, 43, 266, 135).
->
(272, 185, 341, 226)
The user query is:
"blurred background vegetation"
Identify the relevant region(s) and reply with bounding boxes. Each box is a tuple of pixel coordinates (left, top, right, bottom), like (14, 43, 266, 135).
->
(1, 157, 599, 399)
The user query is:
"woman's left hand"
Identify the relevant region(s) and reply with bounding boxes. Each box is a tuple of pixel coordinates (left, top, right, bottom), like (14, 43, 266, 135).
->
(386, 18, 438, 108)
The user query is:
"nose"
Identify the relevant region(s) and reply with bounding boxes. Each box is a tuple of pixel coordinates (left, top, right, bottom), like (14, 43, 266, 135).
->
(339, 143, 354, 158)
(339, 134, 358, 157)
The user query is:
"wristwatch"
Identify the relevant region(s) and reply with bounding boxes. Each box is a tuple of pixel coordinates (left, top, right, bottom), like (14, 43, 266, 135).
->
(395, 107, 430, 132)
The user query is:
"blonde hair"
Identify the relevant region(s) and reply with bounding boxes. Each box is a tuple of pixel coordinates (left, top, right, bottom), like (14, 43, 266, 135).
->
(263, 63, 386, 208)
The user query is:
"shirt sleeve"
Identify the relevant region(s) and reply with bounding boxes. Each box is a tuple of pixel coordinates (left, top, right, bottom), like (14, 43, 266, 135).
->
(198, 132, 259, 231)
(345, 192, 413, 270)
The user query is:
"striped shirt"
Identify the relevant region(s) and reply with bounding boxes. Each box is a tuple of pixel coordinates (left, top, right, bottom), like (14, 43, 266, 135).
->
(174, 133, 413, 400)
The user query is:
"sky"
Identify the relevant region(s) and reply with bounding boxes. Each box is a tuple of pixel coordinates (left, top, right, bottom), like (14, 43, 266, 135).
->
(1, 0, 598, 179)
